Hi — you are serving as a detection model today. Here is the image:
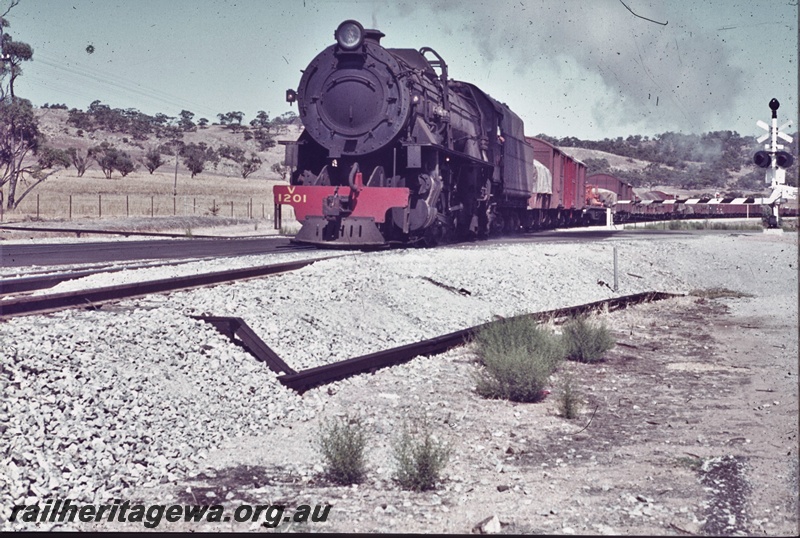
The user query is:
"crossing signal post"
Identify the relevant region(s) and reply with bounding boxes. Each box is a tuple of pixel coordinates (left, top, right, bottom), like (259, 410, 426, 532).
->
(754, 98, 794, 228)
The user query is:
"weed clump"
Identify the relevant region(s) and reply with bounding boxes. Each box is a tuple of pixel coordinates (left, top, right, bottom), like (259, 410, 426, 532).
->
(392, 423, 450, 491)
(474, 316, 564, 402)
(557, 373, 582, 419)
(562, 316, 615, 363)
(315, 414, 369, 485)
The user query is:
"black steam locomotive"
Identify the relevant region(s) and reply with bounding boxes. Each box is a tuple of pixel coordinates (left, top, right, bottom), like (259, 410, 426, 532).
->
(276, 20, 539, 246)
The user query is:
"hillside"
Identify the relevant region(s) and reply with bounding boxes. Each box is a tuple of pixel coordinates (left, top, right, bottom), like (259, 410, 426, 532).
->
(34, 108, 300, 181)
(558, 147, 653, 173)
(558, 147, 738, 197)
(544, 131, 798, 194)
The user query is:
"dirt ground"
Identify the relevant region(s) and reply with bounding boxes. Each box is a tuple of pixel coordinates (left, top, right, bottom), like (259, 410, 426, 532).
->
(72, 287, 798, 535)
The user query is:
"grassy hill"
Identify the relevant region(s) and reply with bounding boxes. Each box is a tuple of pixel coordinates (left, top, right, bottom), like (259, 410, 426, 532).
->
(34, 107, 300, 182)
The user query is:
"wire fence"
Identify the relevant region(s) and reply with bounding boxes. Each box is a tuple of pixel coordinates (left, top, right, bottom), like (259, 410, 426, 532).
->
(1, 194, 276, 222)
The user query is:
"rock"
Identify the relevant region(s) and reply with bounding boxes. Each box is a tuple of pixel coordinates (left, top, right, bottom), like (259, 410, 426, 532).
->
(497, 485, 511, 492)
(473, 515, 502, 534)
(593, 524, 616, 535)
(670, 520, 701, 535)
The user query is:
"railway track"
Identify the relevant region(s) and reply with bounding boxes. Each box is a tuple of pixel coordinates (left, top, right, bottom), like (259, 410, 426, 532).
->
(0, 258, 230, 295)
(0, 236, 315, 267)
(0, 224, 234, 239)
(0, 257, 335, 319)
(197, 291, 682, 394)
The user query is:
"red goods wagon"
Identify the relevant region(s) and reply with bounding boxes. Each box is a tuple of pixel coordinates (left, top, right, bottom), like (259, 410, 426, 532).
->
(525, 137, 587, 226)
(526, 137, 586, 210)
(586, 173, 635, 202)
(563, 157, 587, 210)
(527, 137, 563, 207)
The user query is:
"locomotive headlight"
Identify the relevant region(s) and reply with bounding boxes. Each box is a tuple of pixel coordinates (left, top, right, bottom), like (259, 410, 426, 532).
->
(335, 20, 365, 50)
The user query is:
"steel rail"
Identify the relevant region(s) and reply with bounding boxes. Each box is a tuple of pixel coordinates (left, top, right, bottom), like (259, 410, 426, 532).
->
(0, 224, 245, 239)
(191, 316, 296, 375)
(0, 258, 223, 295)
(0, 257, 334, 319)
(197, 291, 681, 394)
(278, 291, 681, 393)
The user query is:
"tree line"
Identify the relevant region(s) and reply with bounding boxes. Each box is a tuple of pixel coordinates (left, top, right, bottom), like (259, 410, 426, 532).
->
(538, 129, 798, 192)
(52, 100, 297, 150)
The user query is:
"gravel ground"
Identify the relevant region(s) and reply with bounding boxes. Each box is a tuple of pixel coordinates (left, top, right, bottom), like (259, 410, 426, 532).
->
(1, 230, 797, 533)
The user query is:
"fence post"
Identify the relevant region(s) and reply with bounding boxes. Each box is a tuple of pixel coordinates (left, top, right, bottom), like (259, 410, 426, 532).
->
(249, 197, 253, 219)
(37, 194, 40, 219)
(151, 196, 154, 217)
(193, 198, 196, 214)
(69, 195, 72, 220)
(230, 201, 234, 218)
(173, 196, 176, 216)
(99, 194, 102, 218)
(261, 203, 264, 219)
(126, 195, 129, 217)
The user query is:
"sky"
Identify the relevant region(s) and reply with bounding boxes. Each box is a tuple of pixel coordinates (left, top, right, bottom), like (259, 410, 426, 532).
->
(5, 0, 799, 140)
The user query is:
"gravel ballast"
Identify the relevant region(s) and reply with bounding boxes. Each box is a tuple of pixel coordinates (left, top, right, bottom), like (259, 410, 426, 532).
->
(1, 230, 797, 532)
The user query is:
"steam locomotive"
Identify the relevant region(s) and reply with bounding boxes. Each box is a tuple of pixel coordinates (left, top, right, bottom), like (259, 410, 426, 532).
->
(273, 20, 796, 246)
(274, 20, 585, 246)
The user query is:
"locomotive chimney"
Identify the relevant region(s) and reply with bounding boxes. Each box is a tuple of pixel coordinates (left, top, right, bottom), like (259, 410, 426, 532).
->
(364, 29, 385, 44)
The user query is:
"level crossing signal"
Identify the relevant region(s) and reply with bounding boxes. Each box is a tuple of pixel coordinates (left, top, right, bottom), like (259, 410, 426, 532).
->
(754, 98, 794, 186)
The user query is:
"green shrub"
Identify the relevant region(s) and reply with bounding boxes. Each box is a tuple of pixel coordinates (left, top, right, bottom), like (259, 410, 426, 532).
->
(474, 316, 564, 402)
(562, 316, 615, 363)
(316, 414, 369, 485)
(393, 423, 450, 492)
(557, 373, 582, 419)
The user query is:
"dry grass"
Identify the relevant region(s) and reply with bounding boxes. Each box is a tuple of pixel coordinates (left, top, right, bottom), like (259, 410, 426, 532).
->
(6, 168, 283, 221)
(689, 287, 754, 299)
(2, 109, 300, 222)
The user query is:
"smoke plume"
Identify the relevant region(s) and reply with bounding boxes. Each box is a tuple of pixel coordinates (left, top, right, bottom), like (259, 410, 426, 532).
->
(393, 0, 746, 135)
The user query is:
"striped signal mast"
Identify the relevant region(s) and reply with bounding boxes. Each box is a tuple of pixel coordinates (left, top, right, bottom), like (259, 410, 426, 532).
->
(754, 98, 794, 228)
(754, 98, 794, 186)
